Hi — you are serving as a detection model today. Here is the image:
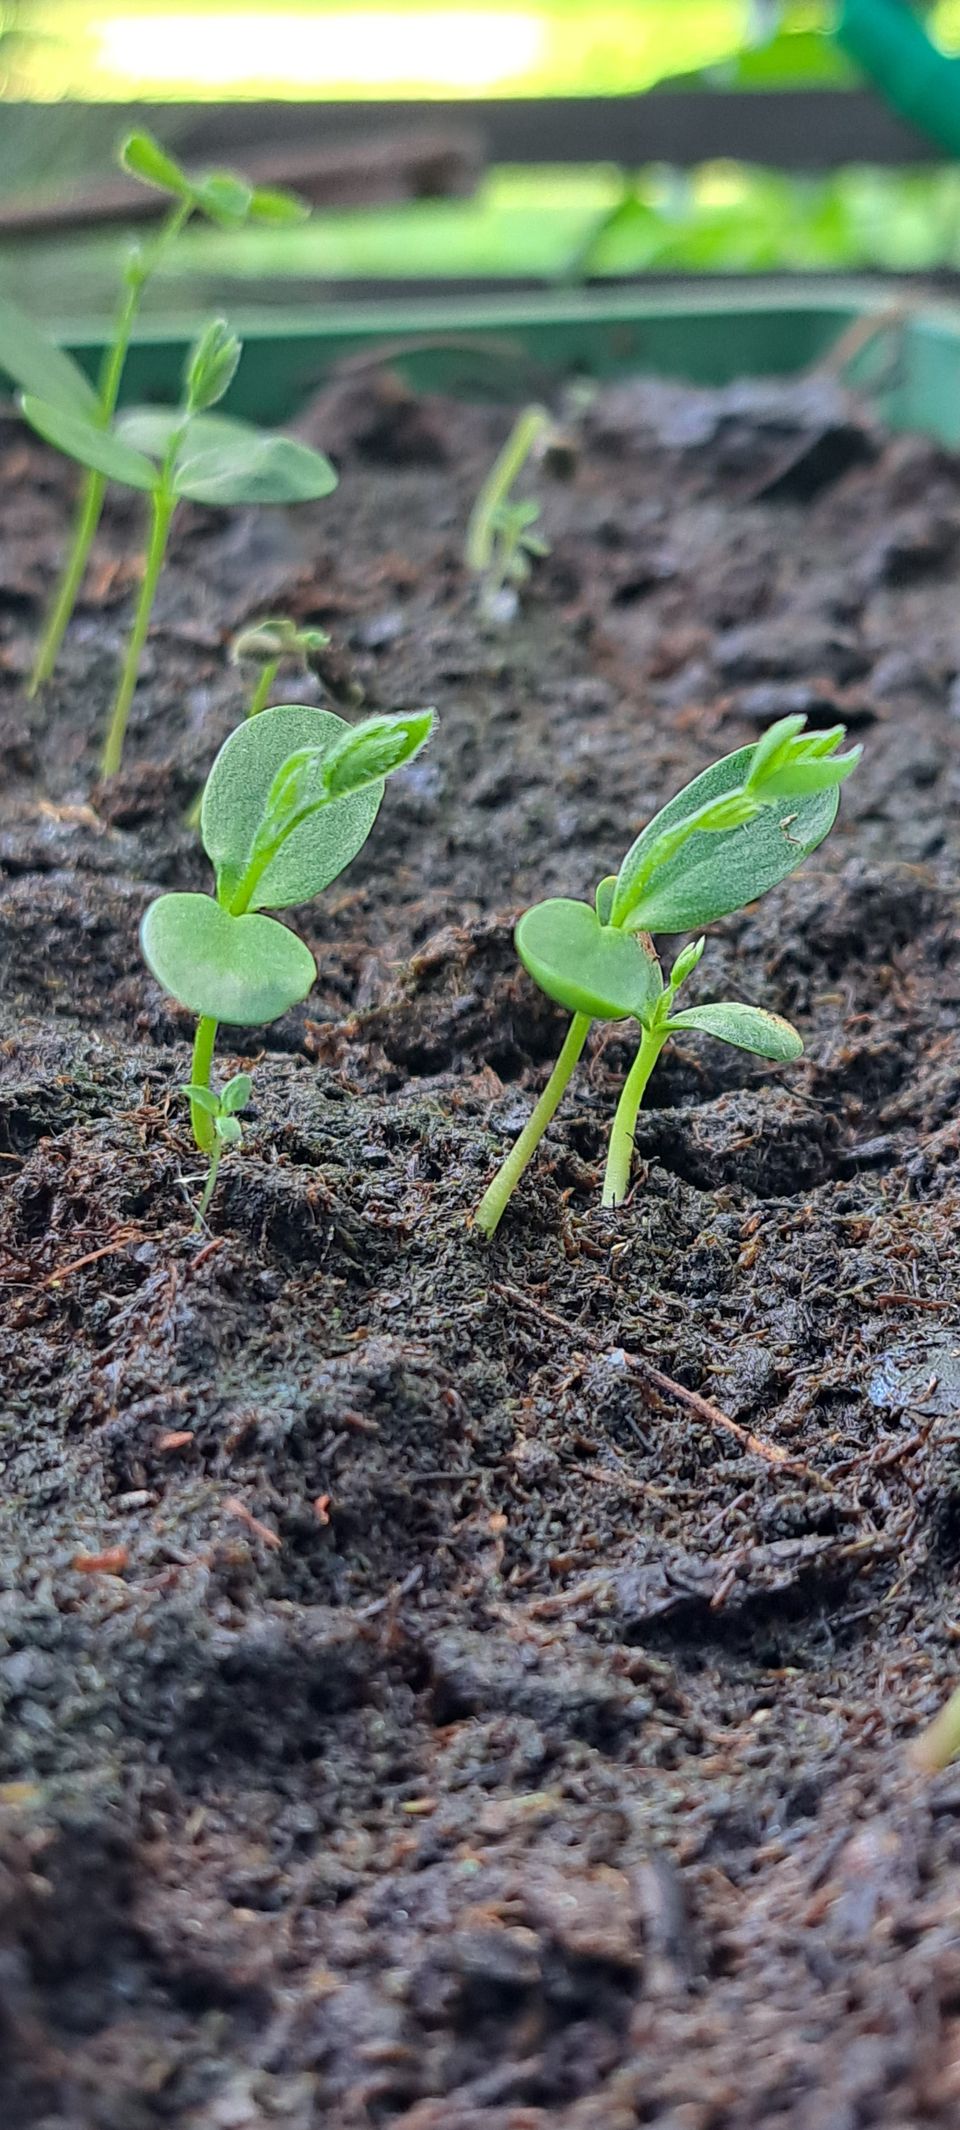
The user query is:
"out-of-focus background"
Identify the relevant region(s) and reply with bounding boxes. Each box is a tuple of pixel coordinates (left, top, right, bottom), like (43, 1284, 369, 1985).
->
(1, 1, 960, 317)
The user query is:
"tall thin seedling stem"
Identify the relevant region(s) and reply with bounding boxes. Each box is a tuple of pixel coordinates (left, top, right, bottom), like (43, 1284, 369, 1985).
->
(601, 1024, 667, 1208)
(189, 1016, 219, 1153)
(30, 199, 190, 694)
(475, 1011, 592, 1237)
(101, 480, 177, 776)
(248, 658, 279, 717)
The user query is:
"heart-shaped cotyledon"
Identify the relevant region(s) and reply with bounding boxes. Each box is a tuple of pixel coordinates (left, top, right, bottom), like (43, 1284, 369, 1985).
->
(515, 898, 663, 1023)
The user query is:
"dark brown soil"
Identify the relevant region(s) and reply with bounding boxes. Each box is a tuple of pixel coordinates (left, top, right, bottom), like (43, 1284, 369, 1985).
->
(3, 360, 960, 2129)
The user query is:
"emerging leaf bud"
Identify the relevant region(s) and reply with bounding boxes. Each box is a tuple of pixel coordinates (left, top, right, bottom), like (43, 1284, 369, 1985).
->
(669, 936, 706, 991)
(185, 319, 242, 414)
(321, 710, 435, 799)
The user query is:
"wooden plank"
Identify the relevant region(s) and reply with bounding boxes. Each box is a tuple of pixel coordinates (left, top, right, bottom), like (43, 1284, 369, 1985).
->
(64, 88, 941, 171)
(0, 123, 483, 234)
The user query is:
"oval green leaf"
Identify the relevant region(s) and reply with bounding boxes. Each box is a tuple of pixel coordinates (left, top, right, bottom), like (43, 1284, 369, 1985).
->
(248, 185, 310, 226)
(0, 296, 99, 415)
(120, 130, 191, 199)
(516, 899, 663, 1024)
(115, 406, 256, 461)
(201, 703, 382, 911)
(666, 1001, 803, 1061)
(613, 741, 840, 935)
(174, 431, 338, 507)
(141, 893, 316, 1024)
(19, 396, 157, 490)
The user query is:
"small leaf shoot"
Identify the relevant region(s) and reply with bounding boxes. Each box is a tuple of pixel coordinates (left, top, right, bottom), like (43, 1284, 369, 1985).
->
(465, 404, 552, 623)
(19, 323, 338, 776)
(0, 128, 308, 696)
(184, 618, 335, 829)
(232, 616, 332, 718)
(141, 700, 434, 1220)
(475, 716, 860, 1235)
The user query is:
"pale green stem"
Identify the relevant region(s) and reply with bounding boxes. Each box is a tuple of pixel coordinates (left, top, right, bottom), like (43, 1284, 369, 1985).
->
(189, 1015, 218, 1154)
(29, 471, 110, 696)
(194, 1133, 225, 1229)
(247, 658, 280, 717)
(602, 1024, 667, 1209)
(29, 200, 190, 694)
(465, 404, 549, 575)
(475, 1011, 592, 1238)
(101, 485, 176, 776)
(912, 1683, 960, 1774)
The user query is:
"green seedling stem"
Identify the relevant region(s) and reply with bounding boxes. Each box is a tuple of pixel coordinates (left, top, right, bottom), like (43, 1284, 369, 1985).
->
(465, 403, 552, 615)
(29, 197, 191, 696)
(102, 431, 181, 776)
(471, 1011, 592, 1238)
(601, 1022, 668, 1208)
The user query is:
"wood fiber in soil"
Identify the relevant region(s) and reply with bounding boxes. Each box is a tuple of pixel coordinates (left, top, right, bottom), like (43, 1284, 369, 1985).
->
(2, 367, 960, 2126)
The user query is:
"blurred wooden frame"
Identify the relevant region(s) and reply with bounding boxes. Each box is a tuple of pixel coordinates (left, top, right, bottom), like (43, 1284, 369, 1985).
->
(0, 85, 941, 239)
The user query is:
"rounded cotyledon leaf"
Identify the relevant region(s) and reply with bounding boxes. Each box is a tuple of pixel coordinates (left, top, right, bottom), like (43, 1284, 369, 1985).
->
(141, 893, 316, 1024)
(516, 898, 663, 1023)
(116, 406, 256, 461)
(666, 1001, 803, 1061)
(174, 431, 337, 506)
(201, 703, 382, 911)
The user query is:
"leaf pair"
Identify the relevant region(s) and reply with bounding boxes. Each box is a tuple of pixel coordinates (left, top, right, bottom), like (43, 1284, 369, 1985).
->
(120, 130, 308, 230)
(516, 899, 800, 1063)
(141, 702, 434, 1027)
(519, 717, 859, 1021)
(20, 379, 337, 511)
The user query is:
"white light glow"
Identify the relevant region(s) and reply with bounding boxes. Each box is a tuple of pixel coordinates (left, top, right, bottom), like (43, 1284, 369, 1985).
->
(95, 10, 545, 92)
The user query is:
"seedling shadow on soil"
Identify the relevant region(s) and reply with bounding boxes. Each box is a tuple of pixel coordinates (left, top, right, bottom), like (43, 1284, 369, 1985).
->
(2, 368, 960, 2126)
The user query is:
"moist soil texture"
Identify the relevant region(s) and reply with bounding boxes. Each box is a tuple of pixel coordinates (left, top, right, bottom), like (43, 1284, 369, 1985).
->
(2, 359, 960, 2130)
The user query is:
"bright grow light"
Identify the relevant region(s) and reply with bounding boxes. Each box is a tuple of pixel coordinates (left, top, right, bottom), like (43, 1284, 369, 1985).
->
(94, 8, 546, 94)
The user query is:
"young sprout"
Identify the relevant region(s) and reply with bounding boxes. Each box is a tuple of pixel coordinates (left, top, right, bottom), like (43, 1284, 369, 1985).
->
(232, 615, 332, 719)
(465, 404, 552, 623)
(18, 320, 338, 775)
(141, 698, 435, 1222)
(475, 715, 861, 1237)
(0, 129, 308, 698)
(910, 1682, 960, 1775)
(180, 1072, 252, 1226)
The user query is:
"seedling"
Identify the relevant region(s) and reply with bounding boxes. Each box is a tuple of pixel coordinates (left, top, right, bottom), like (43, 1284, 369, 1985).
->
(231, 615, 332, 719)
(475, 715, 860, 1236)
(141, 698, 435, 1221)
(180, 1073, 252, 1225)
(184, 618, 332, 828)
(0, 129, 307, 697)
(465, 404, 552, 622)
(18, 320, 338, 775)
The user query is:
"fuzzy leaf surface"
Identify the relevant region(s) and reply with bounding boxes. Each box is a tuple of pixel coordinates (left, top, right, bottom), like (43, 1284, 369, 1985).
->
(141, 894, 316, 1024)
(174, 432, 337, 506)
(612, 741, 840, 934)
(666, 1001, 803, 1060)
(201, 703, 381, 910)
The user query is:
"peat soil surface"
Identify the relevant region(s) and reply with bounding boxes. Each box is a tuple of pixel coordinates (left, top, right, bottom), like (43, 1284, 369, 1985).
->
(2, 367, 960, 2127)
